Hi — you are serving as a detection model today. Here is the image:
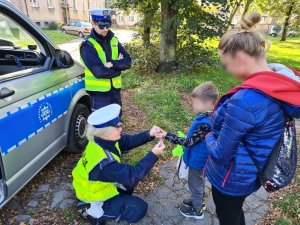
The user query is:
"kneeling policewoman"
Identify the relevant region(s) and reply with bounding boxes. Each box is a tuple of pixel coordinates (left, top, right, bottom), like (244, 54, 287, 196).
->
(72, 104, 165, 224)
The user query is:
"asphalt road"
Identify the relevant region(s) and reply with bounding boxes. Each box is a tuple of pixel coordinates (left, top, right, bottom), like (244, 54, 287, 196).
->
(58, 29, 135, 62)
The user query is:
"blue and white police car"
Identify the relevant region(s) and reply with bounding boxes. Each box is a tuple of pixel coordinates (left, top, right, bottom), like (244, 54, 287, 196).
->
(0, 0, 90, 208)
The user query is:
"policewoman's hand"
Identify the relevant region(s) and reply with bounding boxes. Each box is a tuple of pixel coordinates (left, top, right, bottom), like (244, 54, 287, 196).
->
(152, 140, 166, 156)
(149, 125, 161, 137)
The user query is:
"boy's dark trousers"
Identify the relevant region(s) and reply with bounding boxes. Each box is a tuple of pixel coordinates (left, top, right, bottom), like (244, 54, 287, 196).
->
(188, 168, 205, 210)
(212, 186, 247, 225)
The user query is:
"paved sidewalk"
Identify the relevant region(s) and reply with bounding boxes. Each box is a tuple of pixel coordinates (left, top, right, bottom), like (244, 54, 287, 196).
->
(112, 160, 269, 225)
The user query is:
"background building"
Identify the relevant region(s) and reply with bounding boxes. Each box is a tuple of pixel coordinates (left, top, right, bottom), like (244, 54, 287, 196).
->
(10, 0, 141, 28)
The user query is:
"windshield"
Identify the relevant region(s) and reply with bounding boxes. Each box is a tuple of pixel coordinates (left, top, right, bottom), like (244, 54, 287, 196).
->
(0, 13, 40, 51)
(82, 22, 92, 27)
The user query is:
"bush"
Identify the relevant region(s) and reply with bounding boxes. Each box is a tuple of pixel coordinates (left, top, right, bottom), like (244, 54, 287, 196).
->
(124, 40, 160, 75)
(48, 21, 58, 30)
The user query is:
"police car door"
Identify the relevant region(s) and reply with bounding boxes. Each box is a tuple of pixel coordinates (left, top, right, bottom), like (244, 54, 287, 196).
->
(0, 2, 72, 204)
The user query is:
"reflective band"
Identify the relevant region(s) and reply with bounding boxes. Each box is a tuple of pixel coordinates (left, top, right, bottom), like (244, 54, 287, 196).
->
(81, 37, 122, 92)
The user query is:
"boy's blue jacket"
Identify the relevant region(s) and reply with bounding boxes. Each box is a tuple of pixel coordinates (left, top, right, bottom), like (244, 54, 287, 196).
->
(205, 64, 300, 197)
(183, 114, 211, 170)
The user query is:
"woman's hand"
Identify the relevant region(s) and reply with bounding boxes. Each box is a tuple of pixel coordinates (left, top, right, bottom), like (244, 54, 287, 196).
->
(149, 125, 161, 137)
(150, 126, 167, 139)
(152, 140, 166, 156)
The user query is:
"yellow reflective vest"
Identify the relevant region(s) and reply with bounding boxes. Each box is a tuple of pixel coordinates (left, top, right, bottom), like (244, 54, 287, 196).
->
(82, 37, 122, 92)
(72, 141, 121, 202)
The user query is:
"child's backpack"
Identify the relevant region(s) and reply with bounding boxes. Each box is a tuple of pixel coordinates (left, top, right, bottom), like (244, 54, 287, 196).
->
(248, 114, 298, 192)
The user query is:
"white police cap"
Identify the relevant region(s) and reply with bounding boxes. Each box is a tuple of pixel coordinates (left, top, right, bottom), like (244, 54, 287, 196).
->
(90, 8, 112, 20)
(87, 104, 121, 128)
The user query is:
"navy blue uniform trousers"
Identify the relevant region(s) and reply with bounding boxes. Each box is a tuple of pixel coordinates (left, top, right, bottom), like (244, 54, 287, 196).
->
(89, 88, 122, 112)
(89, 189, 148, 224)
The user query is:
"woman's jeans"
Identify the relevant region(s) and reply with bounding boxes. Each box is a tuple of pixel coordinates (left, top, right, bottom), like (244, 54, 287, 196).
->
(212, 186, 247, 225)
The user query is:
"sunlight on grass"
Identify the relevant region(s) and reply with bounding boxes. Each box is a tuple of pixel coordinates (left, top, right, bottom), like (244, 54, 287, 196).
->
(267, 36, 300, 71)
(43, 29, 76, 45)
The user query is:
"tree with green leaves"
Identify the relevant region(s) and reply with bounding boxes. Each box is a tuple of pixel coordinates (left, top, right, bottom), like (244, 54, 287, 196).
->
(257, 0, 300, 41)
(113, 0, 159, 45)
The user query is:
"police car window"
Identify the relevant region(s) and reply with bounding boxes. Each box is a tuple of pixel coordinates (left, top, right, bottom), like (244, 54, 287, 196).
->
(70, 22, 75, 26)
(76, 22, 81, 27)
(0, 13, 40, 51)
(0, 12, 46, 76)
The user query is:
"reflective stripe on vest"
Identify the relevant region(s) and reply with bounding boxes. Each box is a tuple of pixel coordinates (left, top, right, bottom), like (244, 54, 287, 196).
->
(72, 141, 121, 202)
(82, 37, 122, 92)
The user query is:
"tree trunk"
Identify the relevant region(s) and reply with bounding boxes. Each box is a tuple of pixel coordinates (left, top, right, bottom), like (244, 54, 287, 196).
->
(227, 0, 243, 27)
(281, 0, 295, 41)
(242, 0, 254, 16)
(142, 11, 153, 46)
(157, 0, 178, 73)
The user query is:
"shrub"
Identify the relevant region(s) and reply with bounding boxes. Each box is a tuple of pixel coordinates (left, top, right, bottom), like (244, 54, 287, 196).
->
(48, 21, 58, 30)
(124, 40, 160, 75)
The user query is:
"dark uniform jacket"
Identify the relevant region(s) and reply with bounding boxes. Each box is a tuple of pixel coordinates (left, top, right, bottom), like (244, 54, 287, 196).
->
(89, 131, 158, 190)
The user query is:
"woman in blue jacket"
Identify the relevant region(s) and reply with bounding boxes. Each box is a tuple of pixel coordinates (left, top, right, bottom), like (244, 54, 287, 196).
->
(205, 13, 300, 225)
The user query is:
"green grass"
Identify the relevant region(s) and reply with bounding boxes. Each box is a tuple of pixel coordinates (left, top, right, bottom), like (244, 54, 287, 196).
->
(267, 36, 300, 71)
(273, 175, 300, 224)
(43, 29, 76, 45)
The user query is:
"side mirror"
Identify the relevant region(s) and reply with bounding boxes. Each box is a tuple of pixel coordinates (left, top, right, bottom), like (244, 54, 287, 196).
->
(55, 49, 74, 68)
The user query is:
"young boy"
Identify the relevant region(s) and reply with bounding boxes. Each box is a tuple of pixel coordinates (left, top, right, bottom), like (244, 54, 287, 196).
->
(160, 82, 218, 219)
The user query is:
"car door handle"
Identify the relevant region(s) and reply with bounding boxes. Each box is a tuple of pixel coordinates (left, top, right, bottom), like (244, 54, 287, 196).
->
(0, 88, 15, 99)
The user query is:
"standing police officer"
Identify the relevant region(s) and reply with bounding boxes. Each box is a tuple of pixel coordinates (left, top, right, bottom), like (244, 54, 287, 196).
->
(80, 9, 131, 111)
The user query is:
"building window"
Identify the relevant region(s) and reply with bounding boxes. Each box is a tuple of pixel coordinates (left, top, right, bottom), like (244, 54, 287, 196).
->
(232, 15, 239, 24)
(30, 0, 39, 7)
(36, 21, 41, 26)
(105, 0, 112, 8)
(82, 1, 85, 11)
(118, 16, 124, 22)
(262, 16, 267, 23)
(128, 16, 134, 22)
(44, 22, 49, 27)
(73, 0, 77, 10)
(47, 0, 54, 8)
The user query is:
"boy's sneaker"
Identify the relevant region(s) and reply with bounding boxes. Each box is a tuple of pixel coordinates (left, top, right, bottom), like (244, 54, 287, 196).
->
(182, 199, 206, 211)
(179, 205, 204, 220)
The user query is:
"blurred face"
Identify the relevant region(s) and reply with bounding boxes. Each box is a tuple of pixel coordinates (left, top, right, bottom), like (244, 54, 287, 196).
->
(192, 97, 214, 113)
(91, 20, 109, 36)
(219, 50, 253, 80)
(102, 123, 123, 141)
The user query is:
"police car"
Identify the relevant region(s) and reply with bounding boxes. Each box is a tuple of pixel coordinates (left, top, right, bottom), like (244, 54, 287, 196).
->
(0, 0, 90, 208)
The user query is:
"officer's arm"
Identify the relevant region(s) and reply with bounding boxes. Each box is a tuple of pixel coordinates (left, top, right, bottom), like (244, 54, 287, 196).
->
(111, 42, 132, 71)
(118, 131, 154, 153)
(80, 43, 120, 79)
(89, 151, 159, 188)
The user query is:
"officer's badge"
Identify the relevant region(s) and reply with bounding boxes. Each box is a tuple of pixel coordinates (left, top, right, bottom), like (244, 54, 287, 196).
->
(103, 10, 109, 16)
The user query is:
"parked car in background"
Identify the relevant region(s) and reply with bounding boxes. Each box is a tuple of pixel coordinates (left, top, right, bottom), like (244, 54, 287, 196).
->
(61, 21, 92, 38)
(0, 0, 90, 208)
(269, 25, 299, 37)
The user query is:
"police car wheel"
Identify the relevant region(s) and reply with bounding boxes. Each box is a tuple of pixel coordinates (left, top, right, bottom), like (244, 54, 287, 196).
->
(66, 103, 90, 153)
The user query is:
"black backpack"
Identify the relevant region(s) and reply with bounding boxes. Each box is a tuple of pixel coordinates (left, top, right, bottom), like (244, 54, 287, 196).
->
(247, 116, 298, 192)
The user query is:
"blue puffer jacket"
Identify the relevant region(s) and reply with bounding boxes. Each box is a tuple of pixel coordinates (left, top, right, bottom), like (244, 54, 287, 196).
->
(183, 115, 210, 170)
(206, 64, 300, 197)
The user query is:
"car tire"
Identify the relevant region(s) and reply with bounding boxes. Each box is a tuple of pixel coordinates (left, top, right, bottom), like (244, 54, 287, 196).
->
(65, 103, 90, 153)
(62, 29, 67, 34)
(79, 32, 84, 38)
(271, 33, 277, 37)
